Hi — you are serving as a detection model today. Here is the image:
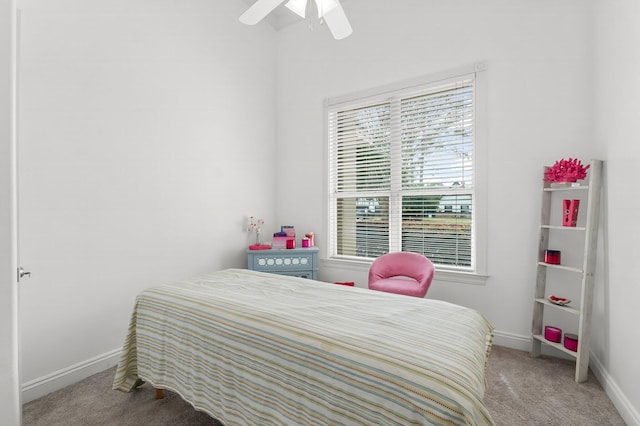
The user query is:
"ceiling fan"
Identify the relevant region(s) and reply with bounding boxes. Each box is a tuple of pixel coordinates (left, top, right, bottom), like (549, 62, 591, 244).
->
(239, 0, 353, 40)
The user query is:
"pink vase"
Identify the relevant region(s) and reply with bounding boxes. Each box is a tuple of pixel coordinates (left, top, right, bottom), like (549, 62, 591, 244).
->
(555, 177, 577, 183)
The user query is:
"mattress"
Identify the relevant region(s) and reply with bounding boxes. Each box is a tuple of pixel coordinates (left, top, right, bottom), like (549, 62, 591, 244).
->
(113, 268, 494, 425)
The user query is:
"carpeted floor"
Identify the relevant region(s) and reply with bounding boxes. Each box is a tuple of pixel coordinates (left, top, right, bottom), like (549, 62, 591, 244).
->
(23, 345, 625, 425)
(483, 346, 625, 425)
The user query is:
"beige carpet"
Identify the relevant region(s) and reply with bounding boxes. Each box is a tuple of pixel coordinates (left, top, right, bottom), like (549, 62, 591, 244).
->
(23, 345, 625, 425)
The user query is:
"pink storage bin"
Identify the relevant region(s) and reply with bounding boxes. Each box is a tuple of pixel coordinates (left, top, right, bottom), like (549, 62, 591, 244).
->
(564, 333, 578, 352)
(544, 325, 562, 343)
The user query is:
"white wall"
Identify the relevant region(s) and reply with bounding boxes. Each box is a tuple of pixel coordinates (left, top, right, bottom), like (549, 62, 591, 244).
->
(592, 0, 640, 423)
(17, 0, 278, 398)
(276, 0, 638, 421)
(14, 0, 639, 422)
(1, 0, 21, 423)
(277, 0, 592, 334)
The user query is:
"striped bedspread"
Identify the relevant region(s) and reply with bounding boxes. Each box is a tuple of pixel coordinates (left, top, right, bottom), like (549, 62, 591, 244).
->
(113, 268, 494, 425)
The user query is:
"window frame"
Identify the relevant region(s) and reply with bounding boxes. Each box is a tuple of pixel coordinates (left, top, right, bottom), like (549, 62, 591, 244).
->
(322, 63, 488, 283)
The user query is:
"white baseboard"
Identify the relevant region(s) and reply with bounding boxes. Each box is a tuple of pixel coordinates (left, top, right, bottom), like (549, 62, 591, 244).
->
(492, 329, 532, 351)
(590, 353, 640, 426)
(496, 330, 639, 426)
(493, 329, 576, 359)
(22, 348, 121, 404)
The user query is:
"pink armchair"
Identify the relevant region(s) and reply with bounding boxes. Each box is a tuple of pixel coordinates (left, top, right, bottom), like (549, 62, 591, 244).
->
(368, 252, 435, 298)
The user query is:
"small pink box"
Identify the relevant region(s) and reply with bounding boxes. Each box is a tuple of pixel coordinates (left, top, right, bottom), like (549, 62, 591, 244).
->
(544, 325, 562, 343)
(273, 236, 295, 249)
(564, 333, 578, 352)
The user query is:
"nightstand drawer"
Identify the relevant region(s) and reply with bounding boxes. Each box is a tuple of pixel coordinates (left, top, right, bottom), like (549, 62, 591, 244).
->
(247, 247, 318, 280)
(269, 270, 315, 279)
(251, 252, 315, 270)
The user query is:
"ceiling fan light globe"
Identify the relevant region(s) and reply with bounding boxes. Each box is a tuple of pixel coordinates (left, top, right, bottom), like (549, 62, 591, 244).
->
(240, 0, 351, 40)
(285, 0, 307, 18)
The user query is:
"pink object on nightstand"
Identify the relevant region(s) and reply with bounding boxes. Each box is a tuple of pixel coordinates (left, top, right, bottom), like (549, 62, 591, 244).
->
(248, 244, 272, 250)
(305, 232, 315, 247)
(544, 325, 562, 343)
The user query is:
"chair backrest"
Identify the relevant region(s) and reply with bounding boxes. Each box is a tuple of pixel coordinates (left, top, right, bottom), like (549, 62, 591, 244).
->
(368, 252, 435, 297)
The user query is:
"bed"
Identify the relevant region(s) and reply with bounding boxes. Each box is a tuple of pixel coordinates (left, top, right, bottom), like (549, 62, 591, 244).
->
(113, 268, 494, 425)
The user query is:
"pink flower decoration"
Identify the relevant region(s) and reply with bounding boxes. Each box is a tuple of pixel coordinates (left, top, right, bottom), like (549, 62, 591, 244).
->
(544, 158, 590, 183)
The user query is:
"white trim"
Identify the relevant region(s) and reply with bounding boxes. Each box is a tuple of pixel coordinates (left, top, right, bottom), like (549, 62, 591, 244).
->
(491, 329, 532, 352)
(590, 353, 640, 426)
(434, 269, 488, 286)
(472, 67, 488, 276)
(0, 1, 21, 423)
(323, 62, 489, 276)
(321, 257, 489, 286)
(21, 348, 121, 403)
(327, 62, 487, 108)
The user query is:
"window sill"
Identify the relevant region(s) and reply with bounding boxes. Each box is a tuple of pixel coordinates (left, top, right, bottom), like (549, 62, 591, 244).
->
(432, 269, 489, 286)
(320, 257, 488, 286)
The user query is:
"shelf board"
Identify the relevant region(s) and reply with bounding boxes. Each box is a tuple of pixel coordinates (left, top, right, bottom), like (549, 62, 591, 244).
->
(543, 185, 589, 192)
(532, 334, 578, 358)
(537, 262, 583, 273)
(534, 160, 602, 383)
(540, 225, 586, 231)
(534, 298, 580, 315)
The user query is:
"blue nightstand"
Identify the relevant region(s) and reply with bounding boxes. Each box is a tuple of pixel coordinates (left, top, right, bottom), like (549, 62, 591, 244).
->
(247, 247, 319, 280)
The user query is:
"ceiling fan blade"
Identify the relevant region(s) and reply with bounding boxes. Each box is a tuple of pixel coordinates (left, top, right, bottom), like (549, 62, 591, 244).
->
(321, 1, 352, 40)
(239, 0, 287, 25)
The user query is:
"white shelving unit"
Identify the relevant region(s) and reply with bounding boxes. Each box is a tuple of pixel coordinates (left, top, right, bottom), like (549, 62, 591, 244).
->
(530, 159, 603, 383)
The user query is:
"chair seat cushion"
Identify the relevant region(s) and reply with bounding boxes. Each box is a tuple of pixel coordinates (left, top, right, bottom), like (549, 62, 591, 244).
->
(369, 277, 424, 298)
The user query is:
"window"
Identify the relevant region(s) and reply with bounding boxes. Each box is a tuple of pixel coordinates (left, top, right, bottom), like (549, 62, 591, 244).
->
(326, 65, 487, 275)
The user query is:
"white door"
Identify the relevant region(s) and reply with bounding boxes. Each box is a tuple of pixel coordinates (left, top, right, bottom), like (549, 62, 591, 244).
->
(0, 0, 21, 424)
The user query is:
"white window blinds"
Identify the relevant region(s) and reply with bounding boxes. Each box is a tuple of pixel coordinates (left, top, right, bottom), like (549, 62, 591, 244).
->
(328, 74, 476, 269)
